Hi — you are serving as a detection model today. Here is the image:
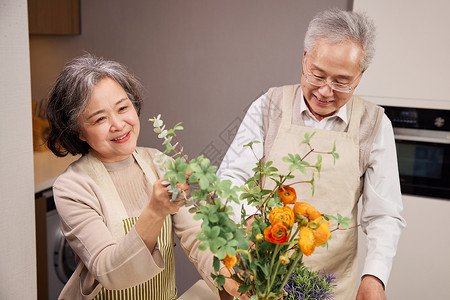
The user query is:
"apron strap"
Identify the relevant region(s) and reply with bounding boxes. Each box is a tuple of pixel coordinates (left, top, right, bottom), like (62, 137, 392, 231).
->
(133, 148, 160, 184)
(347, 96, 364, 142)
(78, 153, 129, 241)
(281, 85, 296, 127)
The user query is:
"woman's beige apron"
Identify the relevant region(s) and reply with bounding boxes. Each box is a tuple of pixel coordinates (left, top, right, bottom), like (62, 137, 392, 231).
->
(264, 85, 362, 299)
(62, 149, 176, 300)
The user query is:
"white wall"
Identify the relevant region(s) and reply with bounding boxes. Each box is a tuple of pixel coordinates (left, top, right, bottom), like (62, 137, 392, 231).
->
(354, 1, 450, 299)
(0, 0, 37, 299)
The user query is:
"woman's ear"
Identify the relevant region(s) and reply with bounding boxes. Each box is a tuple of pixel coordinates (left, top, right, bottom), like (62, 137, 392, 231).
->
(79, 131, 86, 142)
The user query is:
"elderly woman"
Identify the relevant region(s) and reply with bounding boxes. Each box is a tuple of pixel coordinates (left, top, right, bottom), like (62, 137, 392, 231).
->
(46, 54, 228, 300)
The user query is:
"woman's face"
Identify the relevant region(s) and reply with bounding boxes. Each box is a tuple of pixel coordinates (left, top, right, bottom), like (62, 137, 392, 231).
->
(77, 77, 140, 162)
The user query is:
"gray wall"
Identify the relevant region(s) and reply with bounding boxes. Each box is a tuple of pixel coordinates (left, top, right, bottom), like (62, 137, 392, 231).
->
(0, 0, 36, 299)
(29, 0, 351, 294)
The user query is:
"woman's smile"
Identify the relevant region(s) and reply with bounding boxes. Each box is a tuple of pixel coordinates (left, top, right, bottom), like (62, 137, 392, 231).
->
(111, 131, 130, 143)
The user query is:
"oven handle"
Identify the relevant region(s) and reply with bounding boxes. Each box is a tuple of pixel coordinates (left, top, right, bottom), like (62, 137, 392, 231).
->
(394, 128, 450, 144)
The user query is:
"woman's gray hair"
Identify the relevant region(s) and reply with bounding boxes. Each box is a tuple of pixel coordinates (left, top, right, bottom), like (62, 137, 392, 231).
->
(304, 8, 376, 71)
(46, 53, 143, 156)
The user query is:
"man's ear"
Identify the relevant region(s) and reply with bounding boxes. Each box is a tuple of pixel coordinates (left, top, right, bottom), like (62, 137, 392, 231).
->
(302, 49, 307, 64)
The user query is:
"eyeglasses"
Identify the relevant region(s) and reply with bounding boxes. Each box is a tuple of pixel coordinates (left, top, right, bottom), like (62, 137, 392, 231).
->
(303, 74, 356, 93)
(302, 59, 364, 93)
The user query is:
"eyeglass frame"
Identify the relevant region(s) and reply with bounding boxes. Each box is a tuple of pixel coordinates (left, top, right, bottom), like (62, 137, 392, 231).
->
(302, 58, 365, 93)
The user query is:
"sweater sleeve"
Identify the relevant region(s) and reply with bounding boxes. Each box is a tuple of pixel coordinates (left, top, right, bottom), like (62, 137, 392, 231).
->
(53, 163, 165, 290)
(172, 206, 220, 298)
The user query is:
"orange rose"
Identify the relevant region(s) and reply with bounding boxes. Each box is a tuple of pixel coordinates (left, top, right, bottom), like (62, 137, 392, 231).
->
(293, 202, 323, 223)
(264, 222, 290, 244)
(293, 202, 312, 218)
(269, 206, 295, 228)
(306, 207, 322, 222)
(278, 186, 297, 205)
(313, 221, 331, 247)
(222, 254, 237, 270)
(298, 226, 315, 256)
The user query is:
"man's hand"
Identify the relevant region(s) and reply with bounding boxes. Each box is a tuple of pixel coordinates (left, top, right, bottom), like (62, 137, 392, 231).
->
(356, 275, 387, 300)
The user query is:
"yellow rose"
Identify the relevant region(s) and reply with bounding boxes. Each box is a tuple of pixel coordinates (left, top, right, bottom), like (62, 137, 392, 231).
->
(293, 202, 323, 223)
(313, 221, 330, 247)
(269, 206, 295, 228)
(293, 202, 312, 219)
(298, 226, 315, 256)
(222, 254, 237, 270)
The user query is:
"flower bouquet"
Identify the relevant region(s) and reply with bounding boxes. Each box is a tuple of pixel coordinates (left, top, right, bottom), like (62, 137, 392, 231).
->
(284, 266, 336, 300)
(149, 115, 350, 300)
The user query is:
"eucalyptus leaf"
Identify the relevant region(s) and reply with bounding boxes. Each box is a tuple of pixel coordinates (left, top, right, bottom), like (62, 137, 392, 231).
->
(216, 274, 226, 286)
(213, 256, 221, 272)
(198, 241, 208, 251)
(217, 247, 227, 260)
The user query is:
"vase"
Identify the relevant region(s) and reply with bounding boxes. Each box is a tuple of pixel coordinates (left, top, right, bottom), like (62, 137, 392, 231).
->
(258, 293, 283, 300)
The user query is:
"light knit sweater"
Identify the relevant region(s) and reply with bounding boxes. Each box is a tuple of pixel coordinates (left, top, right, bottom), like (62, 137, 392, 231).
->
(53, 147, 217, 299)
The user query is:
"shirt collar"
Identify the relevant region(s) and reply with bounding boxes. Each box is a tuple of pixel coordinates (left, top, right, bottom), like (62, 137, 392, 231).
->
(299, 90, 349, 125)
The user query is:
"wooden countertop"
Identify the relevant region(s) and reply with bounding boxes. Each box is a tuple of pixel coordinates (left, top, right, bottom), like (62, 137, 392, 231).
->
(179, 280, 216, 300)
(33, 150, 80, 193)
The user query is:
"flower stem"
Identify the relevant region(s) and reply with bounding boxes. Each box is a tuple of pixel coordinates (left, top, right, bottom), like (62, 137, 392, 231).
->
(279, 250, 303, 293)
(265, 244, 281, 296)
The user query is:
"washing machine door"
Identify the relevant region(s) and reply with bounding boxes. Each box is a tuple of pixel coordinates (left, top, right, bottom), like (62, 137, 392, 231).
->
(54, 226, 77, 283)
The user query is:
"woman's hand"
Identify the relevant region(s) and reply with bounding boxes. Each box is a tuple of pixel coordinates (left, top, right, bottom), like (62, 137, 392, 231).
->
(147, 178, 189, 217)
(135, 178, 189, 252)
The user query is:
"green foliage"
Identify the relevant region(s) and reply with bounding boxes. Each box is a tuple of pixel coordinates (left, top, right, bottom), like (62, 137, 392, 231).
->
(284, 265, 336, 300)
(331, 142, 339, 164)
(188, 155, 218, 190)
(150, 116, 347, 299)
(301, 131, 316, 145)
(324, 213, 352, 229)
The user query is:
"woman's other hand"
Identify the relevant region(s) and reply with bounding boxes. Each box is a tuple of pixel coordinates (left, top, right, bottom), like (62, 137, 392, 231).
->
(219, 267, 250, 300)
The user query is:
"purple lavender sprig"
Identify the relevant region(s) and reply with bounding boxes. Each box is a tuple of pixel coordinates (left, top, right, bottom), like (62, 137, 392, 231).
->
(284, 266, 336, 300)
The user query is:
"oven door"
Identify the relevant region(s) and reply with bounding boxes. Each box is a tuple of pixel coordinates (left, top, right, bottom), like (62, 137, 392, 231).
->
(394, 128, 450, 199)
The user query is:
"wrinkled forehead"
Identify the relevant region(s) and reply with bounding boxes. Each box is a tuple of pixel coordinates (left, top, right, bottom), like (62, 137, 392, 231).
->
(304, 39, 364, 74)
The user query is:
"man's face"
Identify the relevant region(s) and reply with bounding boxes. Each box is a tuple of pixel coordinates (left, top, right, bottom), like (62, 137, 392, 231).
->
(301, 38, 364, 121)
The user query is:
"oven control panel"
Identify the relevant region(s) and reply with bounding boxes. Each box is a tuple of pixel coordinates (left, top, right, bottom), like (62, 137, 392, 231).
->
(383, 106, 450, 131)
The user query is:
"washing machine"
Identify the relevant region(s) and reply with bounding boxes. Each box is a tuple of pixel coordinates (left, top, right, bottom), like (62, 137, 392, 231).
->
(45, 192, 76, 300)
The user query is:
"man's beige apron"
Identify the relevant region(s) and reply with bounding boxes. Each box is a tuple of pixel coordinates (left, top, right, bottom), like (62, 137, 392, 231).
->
(264, 85, 362, 299)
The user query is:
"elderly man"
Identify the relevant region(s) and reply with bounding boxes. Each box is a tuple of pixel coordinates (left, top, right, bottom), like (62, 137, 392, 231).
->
(218, 8, 406, 300)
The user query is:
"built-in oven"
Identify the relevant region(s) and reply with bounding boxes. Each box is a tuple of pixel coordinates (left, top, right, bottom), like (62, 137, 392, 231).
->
(383, 106, 450, 200)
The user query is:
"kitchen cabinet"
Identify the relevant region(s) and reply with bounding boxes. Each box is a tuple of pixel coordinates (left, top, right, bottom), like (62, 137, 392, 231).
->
(34, 150, 80, 193)
(353, 0, 450, 110)
(28, 0, 80, 35)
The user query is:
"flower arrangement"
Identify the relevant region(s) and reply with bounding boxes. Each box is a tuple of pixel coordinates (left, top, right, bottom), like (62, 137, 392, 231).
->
(149, 115, 350, 300)
(284, 266, 336, 300)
